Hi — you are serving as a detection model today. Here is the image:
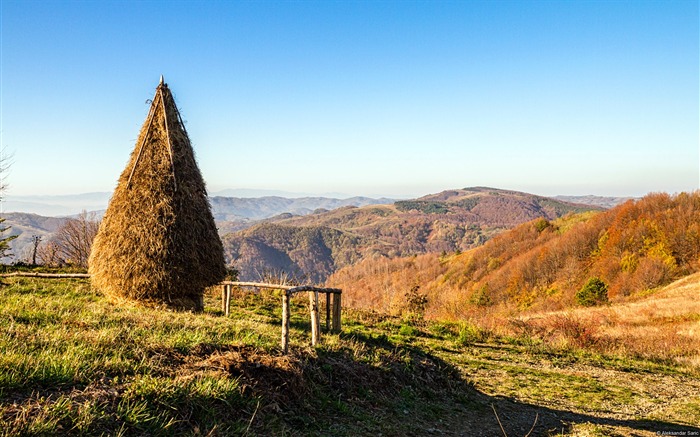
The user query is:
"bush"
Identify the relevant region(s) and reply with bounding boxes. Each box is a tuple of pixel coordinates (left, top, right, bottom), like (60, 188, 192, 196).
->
(404, 284, 428, 319)
(469, 284, 491, 306)
(456, 322, 488, 345)
(576, 277, 609, 306)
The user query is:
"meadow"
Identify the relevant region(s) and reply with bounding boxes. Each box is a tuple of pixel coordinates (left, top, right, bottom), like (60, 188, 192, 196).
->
(1, 275, 698, 436)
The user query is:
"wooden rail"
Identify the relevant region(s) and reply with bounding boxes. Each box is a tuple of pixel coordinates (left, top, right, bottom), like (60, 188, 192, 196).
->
(0, 272, 90, 278)
(220, 281, 342, 353)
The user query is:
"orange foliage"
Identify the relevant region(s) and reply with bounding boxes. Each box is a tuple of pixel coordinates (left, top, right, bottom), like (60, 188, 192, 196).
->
(327, 191, 700, 321)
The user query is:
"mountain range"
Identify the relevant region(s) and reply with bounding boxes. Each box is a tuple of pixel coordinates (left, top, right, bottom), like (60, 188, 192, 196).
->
(3, 192, 113, 217)
(3, 189, 395, 217)
(3, 187, 627, 276)
(209, 196, 393, 221)
(1, 195, 393, 262)
(221, 187, 603, 282)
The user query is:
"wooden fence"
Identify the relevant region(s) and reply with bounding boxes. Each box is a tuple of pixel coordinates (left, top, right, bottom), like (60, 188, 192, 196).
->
(220, 281, 342, 354)
(0, 272, 91, 278)
(1, 273, 342, 354)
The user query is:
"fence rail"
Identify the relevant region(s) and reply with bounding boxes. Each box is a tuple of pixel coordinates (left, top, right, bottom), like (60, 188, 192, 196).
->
(0, 272, 91, 278)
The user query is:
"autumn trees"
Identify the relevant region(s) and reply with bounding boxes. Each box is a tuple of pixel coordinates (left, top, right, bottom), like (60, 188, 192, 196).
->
(35, 211, 100, 268)
(329, 192, 700, 320)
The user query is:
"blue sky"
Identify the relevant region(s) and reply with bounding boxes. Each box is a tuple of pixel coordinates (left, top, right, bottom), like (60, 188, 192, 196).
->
(1, 0, 698, 198)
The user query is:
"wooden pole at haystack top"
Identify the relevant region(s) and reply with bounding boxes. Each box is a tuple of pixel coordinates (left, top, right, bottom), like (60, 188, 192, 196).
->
(89, 77, 226, 310)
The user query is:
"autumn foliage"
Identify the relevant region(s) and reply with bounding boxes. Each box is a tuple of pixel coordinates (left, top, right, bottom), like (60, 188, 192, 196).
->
(327, 192, 700, 320)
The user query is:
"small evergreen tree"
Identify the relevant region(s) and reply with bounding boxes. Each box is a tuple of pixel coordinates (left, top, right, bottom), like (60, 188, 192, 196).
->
(576, 277, 609, 306)
(0, 218, 17, 259)
(0, 154, 15, 259)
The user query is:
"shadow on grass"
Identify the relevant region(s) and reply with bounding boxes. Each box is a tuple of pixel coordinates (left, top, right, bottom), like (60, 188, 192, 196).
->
(285, 329, 700, 437)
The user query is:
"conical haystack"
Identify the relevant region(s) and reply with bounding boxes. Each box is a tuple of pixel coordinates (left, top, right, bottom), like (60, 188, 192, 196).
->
(89, 77, 226, 310)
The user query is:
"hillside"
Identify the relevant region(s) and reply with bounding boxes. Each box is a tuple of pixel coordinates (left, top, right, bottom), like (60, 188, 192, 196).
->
(223, 187, 599, 282)
(1, 276, 698, 436)
(0, 213, 65, 262)
(327, 192, 700, 320)
(222, 223, 363, 283)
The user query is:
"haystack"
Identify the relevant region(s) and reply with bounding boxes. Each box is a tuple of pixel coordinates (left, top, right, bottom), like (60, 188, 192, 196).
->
(89, 77, 226, 310)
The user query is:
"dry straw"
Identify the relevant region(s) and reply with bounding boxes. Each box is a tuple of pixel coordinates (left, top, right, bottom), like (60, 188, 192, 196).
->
(89, 77, 226, 310)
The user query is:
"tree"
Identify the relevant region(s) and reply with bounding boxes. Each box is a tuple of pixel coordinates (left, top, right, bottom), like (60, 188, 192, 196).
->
(0, 217, 16, 259)
(52, 211, 100, 268)
(576, 277, 609, 307)
(36, 241, 63, 267)
(30, 235, 42, 266)
(0, 152, 16, 259)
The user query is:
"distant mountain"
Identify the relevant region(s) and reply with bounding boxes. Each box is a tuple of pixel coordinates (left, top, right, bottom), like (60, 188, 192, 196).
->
(1, 195, 393, 263)
(553, 195, 635, 209)
(210, 196, 394, 221)
(5, 192, 393, 220)
(2, 187, 604, 274)
(223, 223, 363, 283)
(211, 188, 314, 198)
(223, 187, 602, 282)
(4, 192, 112, 216)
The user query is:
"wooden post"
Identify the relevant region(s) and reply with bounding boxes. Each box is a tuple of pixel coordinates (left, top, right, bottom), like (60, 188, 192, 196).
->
(281, 291, 290, 354)
(309, 290, 320, 346)
(221, 285, 227, 314)
(224, 284, 232, 317)
(325, 292, 331, 332)
(332, 292, 342, 333)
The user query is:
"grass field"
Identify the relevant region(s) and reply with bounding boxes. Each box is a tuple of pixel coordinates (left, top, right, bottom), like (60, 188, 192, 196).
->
(1, 276, 698, 436)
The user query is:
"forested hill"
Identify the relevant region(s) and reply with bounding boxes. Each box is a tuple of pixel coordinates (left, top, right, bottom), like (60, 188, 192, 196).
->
(222, 187, 600, 282)
(327, 191, 700, 319)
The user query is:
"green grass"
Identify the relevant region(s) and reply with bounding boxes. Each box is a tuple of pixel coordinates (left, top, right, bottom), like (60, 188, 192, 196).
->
(1, 277, 699, 436)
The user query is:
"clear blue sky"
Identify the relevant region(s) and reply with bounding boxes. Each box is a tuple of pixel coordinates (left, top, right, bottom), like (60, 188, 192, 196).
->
(1, 0, 698, 198)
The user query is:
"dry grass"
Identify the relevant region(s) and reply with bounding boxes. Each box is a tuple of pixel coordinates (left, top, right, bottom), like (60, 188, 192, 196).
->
(511, 272, 700, 369)
(89, 80, 225, 310)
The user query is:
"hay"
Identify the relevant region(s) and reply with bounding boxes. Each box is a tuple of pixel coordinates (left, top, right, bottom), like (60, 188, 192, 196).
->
(89, 78, 226, 310)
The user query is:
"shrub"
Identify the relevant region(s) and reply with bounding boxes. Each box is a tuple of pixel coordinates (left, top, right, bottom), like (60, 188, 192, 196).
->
(549, 314, 600, 348)
(534, 218, 551, 233)
(456, 322, 485, 345)
(404, 284, 428, 320)
(470, 284, 492, 306)
(576, 277, 609, 307)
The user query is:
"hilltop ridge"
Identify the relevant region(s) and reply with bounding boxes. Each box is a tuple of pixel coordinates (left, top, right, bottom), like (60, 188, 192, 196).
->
(223, 187, 600, 281)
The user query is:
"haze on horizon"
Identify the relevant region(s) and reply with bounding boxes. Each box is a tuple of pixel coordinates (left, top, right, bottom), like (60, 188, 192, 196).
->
(1, 1, 698, 199)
